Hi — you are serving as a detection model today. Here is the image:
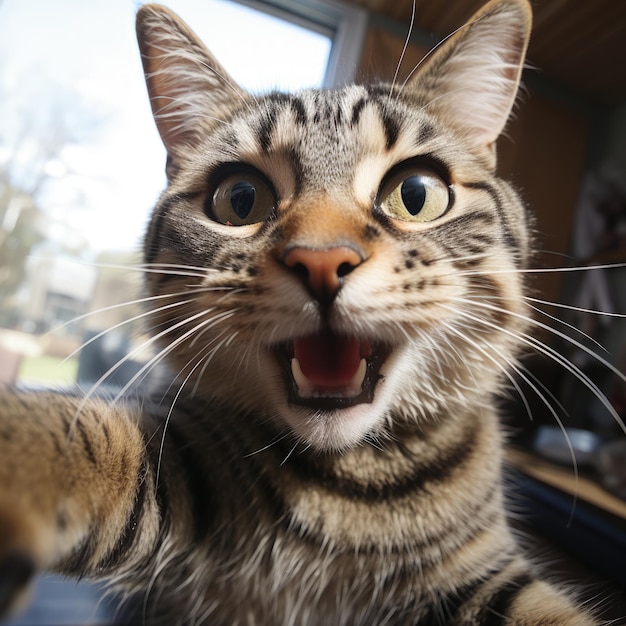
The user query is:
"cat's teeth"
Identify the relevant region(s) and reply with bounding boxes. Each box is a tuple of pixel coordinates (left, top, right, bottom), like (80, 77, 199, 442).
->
(348, 358, 367, 396)
(291, 358, 315, 397)
(290, 358, 367, 399)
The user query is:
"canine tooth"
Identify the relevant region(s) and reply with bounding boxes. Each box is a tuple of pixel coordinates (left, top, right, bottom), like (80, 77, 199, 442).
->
(347, 358, 367, 397)
(291, 358, 314, 397)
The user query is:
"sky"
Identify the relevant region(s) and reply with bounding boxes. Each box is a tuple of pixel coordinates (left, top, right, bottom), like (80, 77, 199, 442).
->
(0, 0, 331, 253)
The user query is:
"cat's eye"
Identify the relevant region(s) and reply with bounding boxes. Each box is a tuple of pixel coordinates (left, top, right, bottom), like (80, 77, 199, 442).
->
(378, 167, 450, 223)
(208, 171, 276, 226)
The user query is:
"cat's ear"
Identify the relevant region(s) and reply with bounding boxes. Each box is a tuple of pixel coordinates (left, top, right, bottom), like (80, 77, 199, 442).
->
(136, 4, 246, 176)
(406, 0, 531, 164)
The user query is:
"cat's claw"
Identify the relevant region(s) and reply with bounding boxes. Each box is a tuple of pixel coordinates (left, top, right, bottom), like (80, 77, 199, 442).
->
(0, 551, 36, 618)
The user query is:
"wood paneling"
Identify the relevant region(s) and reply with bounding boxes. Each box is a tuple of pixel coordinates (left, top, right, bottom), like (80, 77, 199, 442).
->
(497, 89, 589, 302)
(357, 27, 428, 84)
(348, 0, 626, 105)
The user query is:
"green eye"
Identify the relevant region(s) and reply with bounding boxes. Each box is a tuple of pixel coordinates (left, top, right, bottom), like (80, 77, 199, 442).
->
(208, 171, 276, 226)
(379, 168, 450, 223)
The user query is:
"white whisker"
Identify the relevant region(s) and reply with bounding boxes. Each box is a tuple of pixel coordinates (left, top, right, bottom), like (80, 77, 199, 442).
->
(456, 262, 626, 277)
(191, 330, 240, 396)
(243, 432, 291, 458)
(397, 16, 486, 96)
(61, 298, 196, 364)
(526, 303, 608, 353)
(111, 309, 239, 406)
(280, 441, 299, 467)
(70, 307, 214, 428)
(154, 329, 233, 486)
(387, 0, 416, 104)
(467, 298, 626, 388)
(445, 300, 626, 436)
(526, 296, 626, 319)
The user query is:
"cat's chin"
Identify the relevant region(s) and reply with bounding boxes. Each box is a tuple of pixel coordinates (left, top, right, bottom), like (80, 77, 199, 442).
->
(278, 401, 390, 452)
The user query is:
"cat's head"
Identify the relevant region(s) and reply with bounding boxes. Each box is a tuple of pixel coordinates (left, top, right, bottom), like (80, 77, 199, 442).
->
(136, 0, 532, 451)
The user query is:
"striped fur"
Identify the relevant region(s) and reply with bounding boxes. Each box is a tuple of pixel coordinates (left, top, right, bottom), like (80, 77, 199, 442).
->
(0, 0, 603, 624)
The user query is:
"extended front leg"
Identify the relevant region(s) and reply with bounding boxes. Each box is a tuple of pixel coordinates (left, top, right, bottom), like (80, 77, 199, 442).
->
(0, 388, 157, 618)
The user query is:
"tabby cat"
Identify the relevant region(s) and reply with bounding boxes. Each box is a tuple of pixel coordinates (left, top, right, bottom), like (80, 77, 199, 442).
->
(0, 0, 606, 624)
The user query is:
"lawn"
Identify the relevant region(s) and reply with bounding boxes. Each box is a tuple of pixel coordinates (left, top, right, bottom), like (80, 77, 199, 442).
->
(19, 355, 79, 386)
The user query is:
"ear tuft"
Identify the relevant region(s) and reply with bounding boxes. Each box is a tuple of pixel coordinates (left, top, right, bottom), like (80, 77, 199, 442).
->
(405, 0, 532, 158)
(136, 4, 246, 162)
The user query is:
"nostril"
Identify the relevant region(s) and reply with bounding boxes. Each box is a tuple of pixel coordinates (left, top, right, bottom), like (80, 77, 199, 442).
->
(291, 262, 310, 282)
(337, 261, 356, 279)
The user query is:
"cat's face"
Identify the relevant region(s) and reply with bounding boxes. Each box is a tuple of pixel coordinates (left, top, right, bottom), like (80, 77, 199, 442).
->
(137, 0, 532, 451)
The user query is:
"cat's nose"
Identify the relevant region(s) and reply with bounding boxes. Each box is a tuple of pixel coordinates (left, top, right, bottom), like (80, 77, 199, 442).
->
(283, 246, 364, 305)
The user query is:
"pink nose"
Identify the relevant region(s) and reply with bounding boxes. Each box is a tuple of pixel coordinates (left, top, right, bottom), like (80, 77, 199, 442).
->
(283, 246, 363, 304)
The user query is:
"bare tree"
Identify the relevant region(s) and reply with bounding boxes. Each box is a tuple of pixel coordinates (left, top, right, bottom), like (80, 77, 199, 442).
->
(0, 74, 107, 325)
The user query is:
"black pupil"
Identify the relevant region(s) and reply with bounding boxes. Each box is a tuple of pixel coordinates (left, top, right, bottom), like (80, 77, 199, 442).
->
(401, 177, 427, 216)
(230, 181, 256, 219)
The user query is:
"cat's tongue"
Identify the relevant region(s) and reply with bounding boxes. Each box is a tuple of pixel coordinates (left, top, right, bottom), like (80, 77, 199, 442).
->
(292, 330, 367, 395)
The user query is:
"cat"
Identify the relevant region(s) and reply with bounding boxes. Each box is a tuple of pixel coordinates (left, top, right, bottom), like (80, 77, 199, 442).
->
(0, 0, 609, 623)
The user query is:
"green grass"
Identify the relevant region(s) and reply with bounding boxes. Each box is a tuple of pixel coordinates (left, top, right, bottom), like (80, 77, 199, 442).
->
(19, 355, 79, 385)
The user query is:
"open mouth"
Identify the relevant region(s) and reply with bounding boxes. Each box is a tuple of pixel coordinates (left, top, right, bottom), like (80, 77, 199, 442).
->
(276, 329, 390, 410)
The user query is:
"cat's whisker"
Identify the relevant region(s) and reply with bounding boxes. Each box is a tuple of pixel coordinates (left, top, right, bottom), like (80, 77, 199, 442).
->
(61, 298, 196, 364)
(132, 319, 240, 487)
(521, 332, 626, 435)
(242, 431, 293, 459)
(111, 309, 240, 407)
(364, 431, 386, 453)
(455, 261, 626, 277)
(396, 14, 490, 98)
(526, 295, 626, 319)
(140, 261, 217, 273)
(446, 301, 626, 436)
(433, 324, 485, 398)
(189, 331, 237, 396)
(45, 274, 226, 338)
(214, 288, 249, 306)
(166, 323, 241, 402)
(280, 440, 300, 467)
(465, 297, 626, 389)
(64, 259, 213, 279)
(59, 283, 236, 375)
(154, 334, 232, 487)
(387, 0, 416, 105)
(526, 302, 608, 353)
(70, 307, 216, 428)
(221, 330, 255, 384)
(186, 309, 223, 348)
